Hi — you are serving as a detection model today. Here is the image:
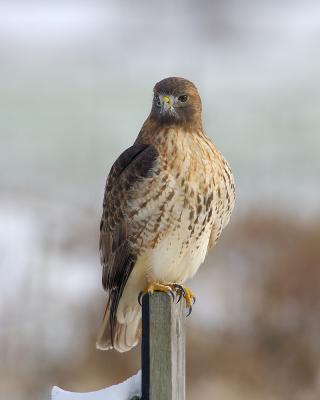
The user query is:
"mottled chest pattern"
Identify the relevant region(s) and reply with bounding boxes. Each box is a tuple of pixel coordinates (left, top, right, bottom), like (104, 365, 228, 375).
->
(133, 127, 235, 252)
(159, 127, 233, 210)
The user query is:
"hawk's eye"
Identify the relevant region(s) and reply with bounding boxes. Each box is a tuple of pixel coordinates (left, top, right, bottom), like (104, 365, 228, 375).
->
(178, 94, 188, 103)
(154, 95, 161, 106)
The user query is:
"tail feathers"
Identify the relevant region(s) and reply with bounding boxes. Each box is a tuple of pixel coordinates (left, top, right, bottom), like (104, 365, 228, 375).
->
(96, 305, 141, 352)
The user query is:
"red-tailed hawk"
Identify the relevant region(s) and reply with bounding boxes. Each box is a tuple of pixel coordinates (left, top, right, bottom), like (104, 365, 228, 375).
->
(96, 77, 235, 352)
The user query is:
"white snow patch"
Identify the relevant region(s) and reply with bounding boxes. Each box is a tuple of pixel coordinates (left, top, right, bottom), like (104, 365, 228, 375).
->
(51, 370, 141, 400)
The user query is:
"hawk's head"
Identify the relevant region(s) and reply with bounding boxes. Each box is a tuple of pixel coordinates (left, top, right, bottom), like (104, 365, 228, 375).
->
(150, 77, 202, 126)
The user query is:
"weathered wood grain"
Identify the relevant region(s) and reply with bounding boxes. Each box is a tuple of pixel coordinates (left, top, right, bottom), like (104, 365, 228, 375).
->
(141, 292, 186, 400)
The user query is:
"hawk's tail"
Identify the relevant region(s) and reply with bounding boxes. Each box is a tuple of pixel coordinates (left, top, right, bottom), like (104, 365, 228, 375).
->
(96, 303, 141, 352)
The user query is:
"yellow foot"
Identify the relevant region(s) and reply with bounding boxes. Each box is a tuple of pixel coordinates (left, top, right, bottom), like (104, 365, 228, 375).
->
(138, 282, 175, 305)
(138, 283, 196, 316)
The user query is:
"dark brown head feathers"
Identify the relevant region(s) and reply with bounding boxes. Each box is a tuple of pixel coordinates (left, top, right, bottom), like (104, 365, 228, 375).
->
(149, 77, 202, 127)
(154, 77, 198, 97)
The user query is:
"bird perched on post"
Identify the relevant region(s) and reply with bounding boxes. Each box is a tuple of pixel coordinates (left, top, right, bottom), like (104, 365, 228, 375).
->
(96, 77, 235, 352)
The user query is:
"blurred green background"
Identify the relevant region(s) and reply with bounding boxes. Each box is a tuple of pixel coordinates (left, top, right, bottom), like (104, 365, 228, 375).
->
(1, 1, 320, 399)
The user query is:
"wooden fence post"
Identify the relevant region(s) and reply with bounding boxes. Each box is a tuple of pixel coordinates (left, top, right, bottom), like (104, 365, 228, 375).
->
(141, 292, 186, 400)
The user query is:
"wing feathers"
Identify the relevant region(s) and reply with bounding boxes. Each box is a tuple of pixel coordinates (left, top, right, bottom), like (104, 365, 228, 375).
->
(99, 143, 159, 347)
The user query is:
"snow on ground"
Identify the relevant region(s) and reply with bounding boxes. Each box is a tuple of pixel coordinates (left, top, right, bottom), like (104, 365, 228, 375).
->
(52, 371, 141, 400)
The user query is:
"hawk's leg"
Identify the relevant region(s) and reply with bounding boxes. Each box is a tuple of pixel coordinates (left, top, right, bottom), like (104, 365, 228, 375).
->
(138, 282, 196, 316)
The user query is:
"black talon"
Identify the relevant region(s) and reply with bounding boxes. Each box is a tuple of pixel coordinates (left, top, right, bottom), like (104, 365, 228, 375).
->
(172, 284, 184, 303)
(168, 290, 175, 302)
(173, 284, 185, 303)
(138, 291, 144, 306)
(176, 290, 183, 303)
(173, 284, 185, 294)
(192, 297, 196, 305)
(186, 306, 192, 317)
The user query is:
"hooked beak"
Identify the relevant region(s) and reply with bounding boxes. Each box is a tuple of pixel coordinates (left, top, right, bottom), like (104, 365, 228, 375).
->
(160, 95, 174, 113)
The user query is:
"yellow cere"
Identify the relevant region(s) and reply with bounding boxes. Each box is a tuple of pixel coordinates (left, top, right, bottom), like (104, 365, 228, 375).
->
(162, 95, 170, 103)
